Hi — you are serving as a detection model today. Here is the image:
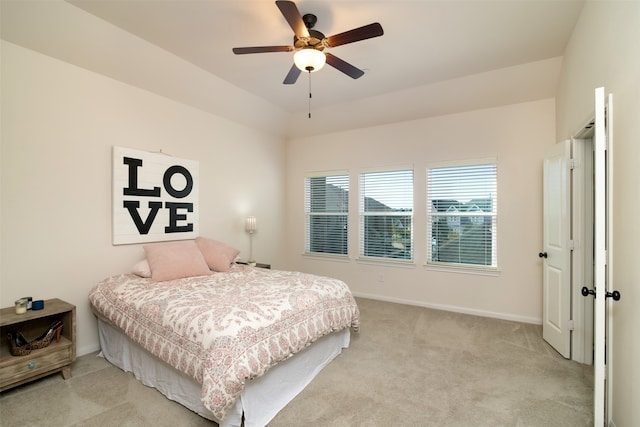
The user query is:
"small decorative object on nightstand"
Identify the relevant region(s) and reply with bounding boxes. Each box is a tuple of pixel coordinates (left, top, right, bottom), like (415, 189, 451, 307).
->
(236, 261, 271, 269)
(0, 298, 76, 391)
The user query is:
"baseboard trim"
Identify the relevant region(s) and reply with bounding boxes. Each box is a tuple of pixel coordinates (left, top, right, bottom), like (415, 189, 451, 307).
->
(352, 292, 542, 325)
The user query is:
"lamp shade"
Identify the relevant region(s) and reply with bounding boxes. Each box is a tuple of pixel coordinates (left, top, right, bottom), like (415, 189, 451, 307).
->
(245, 216, 257, 233)
(294, 49, 326, 72)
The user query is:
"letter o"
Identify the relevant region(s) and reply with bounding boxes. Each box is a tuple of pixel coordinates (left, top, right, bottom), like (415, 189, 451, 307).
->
(163, 165, 193, 199)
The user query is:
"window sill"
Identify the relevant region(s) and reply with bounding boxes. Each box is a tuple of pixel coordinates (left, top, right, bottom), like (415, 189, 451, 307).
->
(423, 263, 501, 276)
(302, 252, 351, 263)
(356, 257, 416, 268)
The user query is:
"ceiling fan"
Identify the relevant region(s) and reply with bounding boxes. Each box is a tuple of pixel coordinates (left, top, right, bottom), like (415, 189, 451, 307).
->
(232, 0, 384, 84)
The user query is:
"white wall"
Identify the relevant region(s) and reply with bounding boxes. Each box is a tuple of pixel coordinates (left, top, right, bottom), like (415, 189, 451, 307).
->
(284, 99, 555, 324)
(0, 41, 285, 355)
(555, 2, 640, 425)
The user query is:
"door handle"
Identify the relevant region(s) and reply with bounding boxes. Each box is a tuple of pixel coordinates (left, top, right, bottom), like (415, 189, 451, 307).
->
(538, 252, 548, 258)
(581, 286, 595, 297)
(606, 290, 621, 301)
(581, 286, 621, 301)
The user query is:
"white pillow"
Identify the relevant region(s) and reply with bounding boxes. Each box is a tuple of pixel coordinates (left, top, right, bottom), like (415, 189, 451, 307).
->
(131, 259, 152, 278)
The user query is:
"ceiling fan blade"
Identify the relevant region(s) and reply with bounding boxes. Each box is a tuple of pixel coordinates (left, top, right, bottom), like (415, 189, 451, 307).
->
(325, 53, 365, 79)
(283, 64, 302, 85)
(232, 46, 293, 55)
(276, 1, 309, 39)
(324, 22, 384, 48)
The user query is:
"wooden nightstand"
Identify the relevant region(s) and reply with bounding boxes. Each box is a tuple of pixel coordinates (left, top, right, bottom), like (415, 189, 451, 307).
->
(236, 261, 271, 269)
(0, 298, 76, 391)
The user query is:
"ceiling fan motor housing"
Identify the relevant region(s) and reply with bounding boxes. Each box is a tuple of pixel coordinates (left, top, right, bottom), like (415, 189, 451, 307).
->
(294, 29, 326, 51)
(292, 14, 324, 51)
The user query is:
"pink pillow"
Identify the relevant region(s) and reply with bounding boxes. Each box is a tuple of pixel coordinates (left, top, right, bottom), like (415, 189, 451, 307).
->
(143, 240, 212, 282)
(195, 237, 240, 272)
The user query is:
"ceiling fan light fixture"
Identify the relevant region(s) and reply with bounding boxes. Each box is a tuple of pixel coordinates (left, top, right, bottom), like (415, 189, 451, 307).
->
(294, 48, 326, 72)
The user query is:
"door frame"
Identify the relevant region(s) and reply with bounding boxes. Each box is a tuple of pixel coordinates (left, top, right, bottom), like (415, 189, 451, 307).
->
(570, 137, 594, 365)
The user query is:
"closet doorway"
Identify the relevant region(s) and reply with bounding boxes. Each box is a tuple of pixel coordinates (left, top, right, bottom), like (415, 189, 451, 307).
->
(541, 135, 594, 364)
(543, 88, 615, 425)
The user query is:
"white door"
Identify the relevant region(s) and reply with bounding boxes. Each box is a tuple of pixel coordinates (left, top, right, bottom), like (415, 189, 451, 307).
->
(592, 86, 608, 426)
(541, 140, 571, 358)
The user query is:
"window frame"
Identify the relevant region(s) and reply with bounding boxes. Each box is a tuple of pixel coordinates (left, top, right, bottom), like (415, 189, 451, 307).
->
(358, 166, 414, 264)
(304, 171, 350, 259)
(426, 158, 498, 273)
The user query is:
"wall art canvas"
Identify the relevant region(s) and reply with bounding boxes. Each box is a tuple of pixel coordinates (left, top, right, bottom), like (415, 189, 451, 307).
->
(113, 146, 199, 245)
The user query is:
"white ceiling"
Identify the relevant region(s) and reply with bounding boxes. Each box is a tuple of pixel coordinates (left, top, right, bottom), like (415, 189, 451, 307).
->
(2, 0, 585, 137)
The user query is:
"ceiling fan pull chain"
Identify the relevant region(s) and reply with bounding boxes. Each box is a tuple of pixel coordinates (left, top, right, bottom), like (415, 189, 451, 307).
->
(308, 69, 312, 118)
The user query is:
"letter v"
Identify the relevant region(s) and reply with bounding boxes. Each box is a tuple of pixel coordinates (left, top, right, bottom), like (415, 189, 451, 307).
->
(123, 201, 162, 235)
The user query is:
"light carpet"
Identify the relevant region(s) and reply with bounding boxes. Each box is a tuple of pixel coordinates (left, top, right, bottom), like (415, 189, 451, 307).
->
(0, 298, 593, 426)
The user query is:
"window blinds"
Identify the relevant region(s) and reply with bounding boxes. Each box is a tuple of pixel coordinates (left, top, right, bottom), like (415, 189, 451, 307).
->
(427, 162, 497, 268)
(305, 174, 349, 256)
(359, 169, 413, 261)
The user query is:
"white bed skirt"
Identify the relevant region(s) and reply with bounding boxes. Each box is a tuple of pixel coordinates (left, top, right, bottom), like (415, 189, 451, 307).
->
(97, 319, 350, 427)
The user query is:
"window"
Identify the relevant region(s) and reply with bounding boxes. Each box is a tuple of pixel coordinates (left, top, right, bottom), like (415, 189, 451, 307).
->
(305, 173, 349, 256)
(359, 169, 413, 261)
(427, 160, 497, 269)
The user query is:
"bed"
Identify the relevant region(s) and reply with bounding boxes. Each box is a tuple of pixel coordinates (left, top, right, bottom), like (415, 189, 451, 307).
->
(89, 242, 360, 427)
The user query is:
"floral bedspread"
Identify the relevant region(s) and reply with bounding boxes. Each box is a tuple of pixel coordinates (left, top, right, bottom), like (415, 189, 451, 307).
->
(89, 264, 360, 421)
